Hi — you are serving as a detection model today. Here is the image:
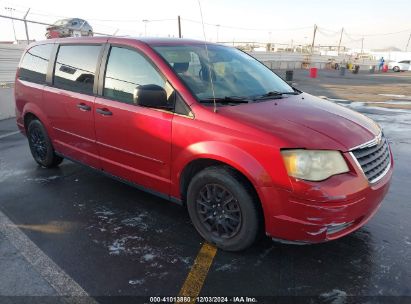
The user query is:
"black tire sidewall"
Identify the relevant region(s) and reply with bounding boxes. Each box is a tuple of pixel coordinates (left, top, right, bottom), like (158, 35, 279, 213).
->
(27, 120, 58, 167)
(187, 167, 260, 251)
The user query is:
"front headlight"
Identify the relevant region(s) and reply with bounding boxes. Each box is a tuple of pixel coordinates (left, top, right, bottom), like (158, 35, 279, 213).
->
(281, 150, 349, 181)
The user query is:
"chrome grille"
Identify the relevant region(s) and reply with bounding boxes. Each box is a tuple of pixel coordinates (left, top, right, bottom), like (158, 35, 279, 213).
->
(351, 135, 391, 183)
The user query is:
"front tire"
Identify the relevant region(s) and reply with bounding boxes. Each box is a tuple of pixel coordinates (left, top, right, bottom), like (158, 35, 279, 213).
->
(187, 166, 261, 251)
(393, 66, 400, 72)
(27, 119, 63, 168)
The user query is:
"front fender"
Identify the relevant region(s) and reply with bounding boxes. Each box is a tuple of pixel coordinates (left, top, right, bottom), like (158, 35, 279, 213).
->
(172, 141, 273, 197)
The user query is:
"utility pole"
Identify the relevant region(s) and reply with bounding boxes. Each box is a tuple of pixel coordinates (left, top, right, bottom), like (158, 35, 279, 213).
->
(5, 7, 17, 42)
(142, 19, 148, 36)
(337, 27, 344, 55)
(178, 15, 182, 38)
(361, 37, 364, 54)
(23, 8, 30, 44)
(406, 33, 411, 52)
(216, 24, 220, 42)
(311, 24, 317, 53)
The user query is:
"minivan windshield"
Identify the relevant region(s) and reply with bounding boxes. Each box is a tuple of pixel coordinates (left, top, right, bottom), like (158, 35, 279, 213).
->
(154, 44, 296, 105)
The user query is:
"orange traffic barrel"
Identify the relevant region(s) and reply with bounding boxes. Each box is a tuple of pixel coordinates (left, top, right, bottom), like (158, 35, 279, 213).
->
(309, 67, 318, 78)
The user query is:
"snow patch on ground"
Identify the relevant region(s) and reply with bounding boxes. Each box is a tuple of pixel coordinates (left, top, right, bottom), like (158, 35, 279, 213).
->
(108, 236, 143, 255)
(320, 289, 347, 304)
(129, 279, 145, 285)
(0, 169, 27, 183)
(142, 253, 156, 261)
(75, 203, 193, 273)
(121, 213, 149, 231)
(254, 246, 274, 266)
(95, 210, 115, 217)
(26, 175, 61, 183)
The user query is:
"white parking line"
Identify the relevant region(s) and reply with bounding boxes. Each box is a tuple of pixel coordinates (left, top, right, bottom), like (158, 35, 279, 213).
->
(0, 131, 20, 139)
(0, 209, 96, 300)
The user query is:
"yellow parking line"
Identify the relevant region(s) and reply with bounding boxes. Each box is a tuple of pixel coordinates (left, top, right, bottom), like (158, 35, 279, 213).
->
(177, 242, 217, 303)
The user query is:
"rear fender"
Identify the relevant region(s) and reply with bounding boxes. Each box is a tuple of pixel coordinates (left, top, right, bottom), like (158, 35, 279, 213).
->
(22, 102, 53, 136)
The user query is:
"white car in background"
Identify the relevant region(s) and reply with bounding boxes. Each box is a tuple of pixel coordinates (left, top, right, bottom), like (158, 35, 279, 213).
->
(388, 60, 411, 72)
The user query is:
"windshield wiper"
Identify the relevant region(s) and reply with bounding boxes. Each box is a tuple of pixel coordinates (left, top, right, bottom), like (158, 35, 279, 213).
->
(199, 96, 250, 104)
(253, 90, 300, 101)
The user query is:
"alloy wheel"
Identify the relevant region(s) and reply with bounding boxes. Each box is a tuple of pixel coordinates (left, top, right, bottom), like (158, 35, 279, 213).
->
(29, 127, 48, 161)
(195, 183, 242, 239)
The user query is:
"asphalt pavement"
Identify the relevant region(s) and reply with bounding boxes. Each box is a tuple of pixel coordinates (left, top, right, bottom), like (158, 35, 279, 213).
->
(1, 74, 411, 303)
(277, 69, 411, 104)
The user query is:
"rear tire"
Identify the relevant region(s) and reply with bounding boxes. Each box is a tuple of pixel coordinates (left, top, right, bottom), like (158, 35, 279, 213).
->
(187, 166, 260, 251)
(27, 119, 63, 168)
(393, 66, 400, 72)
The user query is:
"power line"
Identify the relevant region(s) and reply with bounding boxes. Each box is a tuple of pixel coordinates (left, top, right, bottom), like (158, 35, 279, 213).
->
(87, 18, 176, 23)
(9, 9, 175, 23)
(317, 28, 340, 38)
(343, 31, 363, 42)
(0, 14, 109, 36)
(181, 18, 313, 32)
(0, 5, 410, 50)
(2, 4, 411, 39)
(345, 28, 411, 37)
(317, 26, 340, 34)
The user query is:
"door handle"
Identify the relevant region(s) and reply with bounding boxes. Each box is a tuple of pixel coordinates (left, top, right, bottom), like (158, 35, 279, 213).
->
(96, 108, 113, 116)
(77, 103, 91, 111)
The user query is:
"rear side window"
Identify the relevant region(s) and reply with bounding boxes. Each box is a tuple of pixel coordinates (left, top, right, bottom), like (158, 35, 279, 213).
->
(19, 44, 53, 84)
(54, 45, 101, 95)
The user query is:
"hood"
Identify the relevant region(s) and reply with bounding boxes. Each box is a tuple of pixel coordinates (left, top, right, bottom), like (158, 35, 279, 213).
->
(218, 93, 380, 151)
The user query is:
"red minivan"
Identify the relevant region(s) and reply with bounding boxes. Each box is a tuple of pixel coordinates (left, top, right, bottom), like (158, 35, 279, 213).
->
(15, 37, 393, 251)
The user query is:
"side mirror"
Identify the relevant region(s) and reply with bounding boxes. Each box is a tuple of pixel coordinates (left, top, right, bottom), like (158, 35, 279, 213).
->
(133, 84, 171, 109)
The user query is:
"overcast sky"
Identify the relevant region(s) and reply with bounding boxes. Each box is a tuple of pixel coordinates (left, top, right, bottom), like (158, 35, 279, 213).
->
(1, 0, 410, 50)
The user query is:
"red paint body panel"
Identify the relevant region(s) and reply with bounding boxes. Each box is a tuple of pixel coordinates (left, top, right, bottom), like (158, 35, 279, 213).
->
(94, 96, 173, 194)
(15, 80, 45, 133)
(217, 93, 380, 151)
(42, 87, 100, 168)
(259, 150, 393, 242)
(14, 37, 393, 244)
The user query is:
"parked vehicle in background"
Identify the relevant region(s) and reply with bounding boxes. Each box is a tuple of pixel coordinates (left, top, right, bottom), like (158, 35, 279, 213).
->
(388, 60, 411, 72)
(14, 37, 393, 251)
(46, 18, 93, 39)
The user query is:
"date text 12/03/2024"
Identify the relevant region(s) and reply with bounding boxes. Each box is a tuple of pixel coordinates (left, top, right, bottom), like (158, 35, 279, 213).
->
(150, 296, 258, 303)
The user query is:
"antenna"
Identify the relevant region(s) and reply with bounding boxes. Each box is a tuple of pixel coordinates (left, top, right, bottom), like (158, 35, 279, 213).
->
(197, 0, 217, 113)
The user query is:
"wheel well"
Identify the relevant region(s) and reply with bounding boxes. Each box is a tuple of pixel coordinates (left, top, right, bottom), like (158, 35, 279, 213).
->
(23, 113, 39, 131)
(180, 158, 265, 234)
(180, 158, 261, 205)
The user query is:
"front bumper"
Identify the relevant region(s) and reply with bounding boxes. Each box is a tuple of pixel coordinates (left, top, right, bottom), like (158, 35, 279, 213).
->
(259, 152, 393, 243)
